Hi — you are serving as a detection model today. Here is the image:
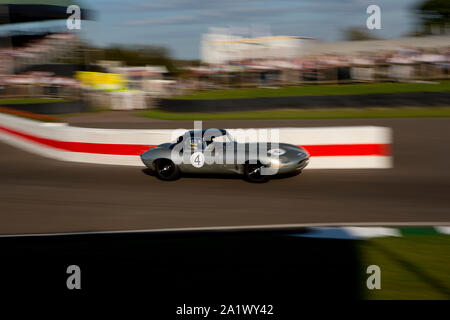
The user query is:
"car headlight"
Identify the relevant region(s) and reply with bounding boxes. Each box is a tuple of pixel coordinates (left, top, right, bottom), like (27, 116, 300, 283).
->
(297, 150, 309, 158)
(270, 158, 282, 169)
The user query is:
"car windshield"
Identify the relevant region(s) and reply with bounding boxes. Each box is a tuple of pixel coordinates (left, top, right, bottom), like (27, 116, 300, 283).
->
(212, 131, 234, 143)
(188, 137, 204, 151)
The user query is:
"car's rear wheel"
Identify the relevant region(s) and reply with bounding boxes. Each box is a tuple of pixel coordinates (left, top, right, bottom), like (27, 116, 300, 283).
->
(154, 159, 180, 181)
(244, 162, 269, 183)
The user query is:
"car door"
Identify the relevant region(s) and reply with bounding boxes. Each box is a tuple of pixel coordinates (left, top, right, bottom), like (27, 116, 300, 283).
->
(202, 141, 230, 174)
(178, 137, 211, 174)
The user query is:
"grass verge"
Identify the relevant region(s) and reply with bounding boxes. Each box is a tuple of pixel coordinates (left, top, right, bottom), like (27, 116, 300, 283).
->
(0, 98, 71, 104)
(58, 107, 111, 118)
(175, 81, 450, 100)
(360, 234, 450, 299)
(139, 107, 450, 120)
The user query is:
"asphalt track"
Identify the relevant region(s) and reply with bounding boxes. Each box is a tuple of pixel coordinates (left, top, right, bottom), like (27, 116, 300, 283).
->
(1, 116, 449, 234)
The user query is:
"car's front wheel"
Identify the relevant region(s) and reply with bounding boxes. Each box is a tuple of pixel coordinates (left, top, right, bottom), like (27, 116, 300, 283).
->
(154, 159, 180, 181)
(244, 162, 269, 183)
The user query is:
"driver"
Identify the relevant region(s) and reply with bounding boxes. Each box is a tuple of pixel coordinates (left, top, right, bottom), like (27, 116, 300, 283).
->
(189, 138, 203, 151)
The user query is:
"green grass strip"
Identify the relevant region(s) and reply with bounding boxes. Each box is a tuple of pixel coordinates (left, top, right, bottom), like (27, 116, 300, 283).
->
(360, 235, 450, 299)
(139, 107, 450, 121)
(0, 98, 71, 105)
(175, 81, 450, 100)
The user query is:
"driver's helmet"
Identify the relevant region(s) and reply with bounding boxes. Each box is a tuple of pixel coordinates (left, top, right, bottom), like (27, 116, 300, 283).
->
(189, 138, 203, 151)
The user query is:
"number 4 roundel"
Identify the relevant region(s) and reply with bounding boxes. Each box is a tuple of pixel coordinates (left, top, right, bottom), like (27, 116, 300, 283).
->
(190, 152, 205, 168)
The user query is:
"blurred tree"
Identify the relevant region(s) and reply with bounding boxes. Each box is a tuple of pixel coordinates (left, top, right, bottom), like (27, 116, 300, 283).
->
(416, 0, 450, 35)
(342, 27, 379, 41)
(102, 45, 176, 72)
(61, 42, 199, 76)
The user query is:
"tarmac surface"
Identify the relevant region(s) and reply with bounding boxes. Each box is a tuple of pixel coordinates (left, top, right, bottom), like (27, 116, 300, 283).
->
(0, 114, 449, 234)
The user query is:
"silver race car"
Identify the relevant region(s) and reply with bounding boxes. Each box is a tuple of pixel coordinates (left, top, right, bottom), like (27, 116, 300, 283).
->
(140, 129, 309, 182)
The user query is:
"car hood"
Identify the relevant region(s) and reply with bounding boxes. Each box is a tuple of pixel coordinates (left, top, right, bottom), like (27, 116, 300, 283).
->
(148, 142, 308, 157)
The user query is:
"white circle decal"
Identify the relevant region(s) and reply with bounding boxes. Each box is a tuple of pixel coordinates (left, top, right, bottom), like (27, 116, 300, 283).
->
(268, 148, 286, 156)
(190, 152, 205, 168)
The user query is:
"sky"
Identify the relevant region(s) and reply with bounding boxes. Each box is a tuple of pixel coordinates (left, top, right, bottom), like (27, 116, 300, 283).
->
(0, 0, 422, 59)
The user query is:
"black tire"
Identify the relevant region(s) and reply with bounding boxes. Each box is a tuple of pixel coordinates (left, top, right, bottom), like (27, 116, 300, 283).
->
(154, 159, 180, 181)
(244, 162, 269, 183)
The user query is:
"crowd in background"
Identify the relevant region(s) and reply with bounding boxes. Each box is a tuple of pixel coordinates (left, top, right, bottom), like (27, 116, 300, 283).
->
(0, 31, 449, 103)
(188, 46, 450, 89)
(0, 32, 82, 98)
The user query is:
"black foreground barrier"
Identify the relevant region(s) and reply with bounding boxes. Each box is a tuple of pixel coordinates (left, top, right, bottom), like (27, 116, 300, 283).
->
(160, 91, 450, 113)
(0, 229, 364, 312)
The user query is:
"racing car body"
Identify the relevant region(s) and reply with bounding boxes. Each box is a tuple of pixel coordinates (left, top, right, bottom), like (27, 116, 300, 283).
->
(140, 129, 309, 182)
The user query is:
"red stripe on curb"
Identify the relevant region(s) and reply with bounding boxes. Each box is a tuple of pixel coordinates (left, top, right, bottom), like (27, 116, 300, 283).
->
(0, 125, 391, 157)
(302, 144, 391, 157)
(0, 126, 154, 155)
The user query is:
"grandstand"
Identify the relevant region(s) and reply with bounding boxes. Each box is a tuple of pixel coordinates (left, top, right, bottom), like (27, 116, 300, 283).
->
(0, 1, 93, 101)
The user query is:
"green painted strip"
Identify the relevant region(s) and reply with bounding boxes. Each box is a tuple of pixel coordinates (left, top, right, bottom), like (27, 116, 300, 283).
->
(400, 227, 439, 236)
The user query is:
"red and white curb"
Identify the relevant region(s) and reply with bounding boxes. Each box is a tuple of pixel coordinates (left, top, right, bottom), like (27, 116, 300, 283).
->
(0, 113, 393, 169)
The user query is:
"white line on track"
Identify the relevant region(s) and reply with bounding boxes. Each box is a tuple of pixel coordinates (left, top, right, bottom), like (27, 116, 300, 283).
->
(0, 221, 449, 238)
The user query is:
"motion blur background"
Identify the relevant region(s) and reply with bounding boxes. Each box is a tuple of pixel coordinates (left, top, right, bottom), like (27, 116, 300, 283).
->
(0, 0, 448, 300)
(0, 0, 448, 109)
